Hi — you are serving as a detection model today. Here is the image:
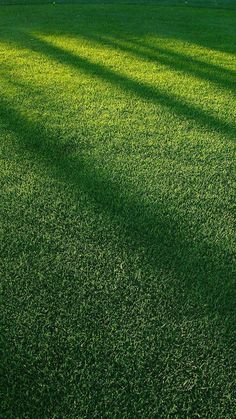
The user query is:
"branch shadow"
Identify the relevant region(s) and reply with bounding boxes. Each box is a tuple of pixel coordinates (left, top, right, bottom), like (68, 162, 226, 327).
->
(2, 2, 234, 56)
(19, 31, 236, 143)
(1, 23, 236, 417)
(1, 85, 235, 325)
(86, 32, 236, 94)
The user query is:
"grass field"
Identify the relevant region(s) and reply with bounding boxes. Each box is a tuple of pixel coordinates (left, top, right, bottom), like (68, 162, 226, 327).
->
(1, 1, 236, 417)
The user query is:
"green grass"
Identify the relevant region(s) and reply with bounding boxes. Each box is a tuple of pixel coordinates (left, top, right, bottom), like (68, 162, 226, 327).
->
(1, 2, 236, 417)
(1, 0, 236, 6)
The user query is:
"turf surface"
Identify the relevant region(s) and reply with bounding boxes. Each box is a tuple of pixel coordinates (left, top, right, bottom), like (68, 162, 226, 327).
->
(1, 1, 236, 417)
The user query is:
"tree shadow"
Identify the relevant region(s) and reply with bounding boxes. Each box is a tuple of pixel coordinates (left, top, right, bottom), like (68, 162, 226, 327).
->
(17, 31, 236, 144)
(1, 69, 236, 414)
(1, 79, 235, 325)
(1, 10, 236, 416)
(4, 2, 235, 56)
(86, 32, 236, 94)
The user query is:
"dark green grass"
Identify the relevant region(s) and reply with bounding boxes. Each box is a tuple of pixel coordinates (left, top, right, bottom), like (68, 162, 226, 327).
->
(1, 0, 236, 7)
(1, 2, 236, 417)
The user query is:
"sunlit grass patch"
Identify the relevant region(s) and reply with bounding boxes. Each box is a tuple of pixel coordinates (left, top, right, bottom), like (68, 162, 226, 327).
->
(1, 2, 236, 418)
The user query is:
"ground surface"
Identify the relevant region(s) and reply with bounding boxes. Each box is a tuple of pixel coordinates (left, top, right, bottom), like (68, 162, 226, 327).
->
(1, 2, 236, 417)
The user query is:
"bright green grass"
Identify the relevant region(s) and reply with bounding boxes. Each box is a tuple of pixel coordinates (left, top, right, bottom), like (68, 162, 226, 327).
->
(1, 2, 236, 417)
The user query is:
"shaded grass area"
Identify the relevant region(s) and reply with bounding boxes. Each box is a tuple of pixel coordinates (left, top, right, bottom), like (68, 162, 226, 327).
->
(1, 0, 236, 8)
(1, 2, 236, 417)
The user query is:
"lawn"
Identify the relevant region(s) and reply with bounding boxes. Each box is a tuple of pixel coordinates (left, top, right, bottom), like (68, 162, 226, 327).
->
(1, 1, 236, 417)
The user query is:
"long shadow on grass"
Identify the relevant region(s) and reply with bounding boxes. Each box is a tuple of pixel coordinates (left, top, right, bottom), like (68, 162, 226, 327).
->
(2, 31, 235, 314)
(1, 12, 236, 416)
(23, 32, 236, 142)
(86, 33, 236, 94)
(1, 3, 235, 58)
(1, 95, 235, 321)
(1, 75, 236, 418)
